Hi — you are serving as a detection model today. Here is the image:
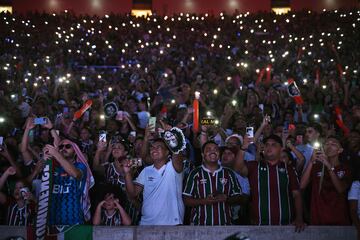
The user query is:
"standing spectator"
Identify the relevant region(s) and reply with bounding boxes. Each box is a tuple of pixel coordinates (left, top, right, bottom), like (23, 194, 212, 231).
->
(0, 167, 36, 226)
(235, 135, 304, 231)
(183, 141, 243, 225)
(122, 138, 185, 225)
(44, 139, 94, 225)
(300, 136, 351, 225)
(348, 179, 360, 240)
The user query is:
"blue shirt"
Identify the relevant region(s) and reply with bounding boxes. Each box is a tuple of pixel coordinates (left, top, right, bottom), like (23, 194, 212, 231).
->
(49, 162, 87, 225)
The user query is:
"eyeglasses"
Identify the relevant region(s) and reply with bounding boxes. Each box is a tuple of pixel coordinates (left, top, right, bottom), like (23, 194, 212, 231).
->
(59, 144, 72, 150)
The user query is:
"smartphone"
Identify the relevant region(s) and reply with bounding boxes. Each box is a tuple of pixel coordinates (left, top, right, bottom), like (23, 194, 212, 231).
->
(20, 187, 30, 200)
(148, 117, 156, 132)
(129, 131, 136, 137)
(99, 131, 107, 142)
(130, 158, 143, 168)
(246, 127, 254, 138)
(11, 94, 18, 103)
(63, 107, 69, 114)
(0, 136, 3, 152)
(34, 117, 47, 125)
(259, 104, 264, 112)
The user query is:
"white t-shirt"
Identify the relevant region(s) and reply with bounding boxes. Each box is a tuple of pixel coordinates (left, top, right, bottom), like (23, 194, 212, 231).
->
(348, 180, 360, 219)
(296, 143, 314, 172)
(134, 160, 184, 225)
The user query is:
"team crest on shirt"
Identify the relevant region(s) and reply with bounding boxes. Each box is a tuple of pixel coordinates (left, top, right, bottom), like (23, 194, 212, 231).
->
(147, 176, 155, 182)
(200, 178, 207, 184)
(278, 168, 286, 173)
(220, 178, 228, 185)
(337, 170, 345, 179)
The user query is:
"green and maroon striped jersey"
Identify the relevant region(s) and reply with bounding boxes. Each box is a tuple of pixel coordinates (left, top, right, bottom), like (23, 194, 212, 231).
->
(247, 161, 299, 225)
(183, 165, 242, 225)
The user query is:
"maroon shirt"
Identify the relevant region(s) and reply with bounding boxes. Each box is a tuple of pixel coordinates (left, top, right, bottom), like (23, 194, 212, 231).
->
(310, 162, 351, 225)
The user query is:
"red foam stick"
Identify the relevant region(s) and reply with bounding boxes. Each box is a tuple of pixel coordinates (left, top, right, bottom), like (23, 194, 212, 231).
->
(256, 68, 266, 85)
(193, 92, 200, 133)
(336, 64, 346, 82)
(334, 106, 350, 135)
(73, 100, 93, 120)
(296, 47, 303, 60)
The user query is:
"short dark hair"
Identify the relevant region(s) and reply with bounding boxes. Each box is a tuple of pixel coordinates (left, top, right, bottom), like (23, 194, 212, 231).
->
(307, 122, 323, 136)
(263, 134, 283, 147)
(201, 140, 218, 153)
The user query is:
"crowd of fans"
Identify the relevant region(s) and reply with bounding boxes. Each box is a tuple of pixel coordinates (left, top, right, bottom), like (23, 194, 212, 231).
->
(0, 6, 360, 236)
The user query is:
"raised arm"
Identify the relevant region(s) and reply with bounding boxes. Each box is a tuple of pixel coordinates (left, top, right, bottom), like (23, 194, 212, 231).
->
(44, 144, 82, 180)
(93, 200, 105, 225)
(21, 117, 36, 165)
(43, 117, 60, 147)
(93, 141, 107, 173)
(123, 161, 143, 199)
(286, 140, 306, 173)
(300, 152, 315, 190)
(233, 135, 252, 177)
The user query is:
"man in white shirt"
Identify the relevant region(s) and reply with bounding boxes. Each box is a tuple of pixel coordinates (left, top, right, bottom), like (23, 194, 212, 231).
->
(123, 138, 184, 225)
(348, 180, 360, 239)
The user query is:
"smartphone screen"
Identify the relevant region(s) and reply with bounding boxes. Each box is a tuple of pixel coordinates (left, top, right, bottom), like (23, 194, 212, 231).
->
(246, 127, 254, 138)
(148, 117, 156, 132)
(0, 136, 3, 146)
(34, 117, 47, 125)
(99, 131, 107, 142)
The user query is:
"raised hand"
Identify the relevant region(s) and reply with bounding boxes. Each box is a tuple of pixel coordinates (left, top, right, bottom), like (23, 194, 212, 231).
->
(43, 144, 60, 158)
(43, 117, 54, 130)
(25, 117, 36, 130)
(96, 141, 107, 152)
(5, 166, 16, 176)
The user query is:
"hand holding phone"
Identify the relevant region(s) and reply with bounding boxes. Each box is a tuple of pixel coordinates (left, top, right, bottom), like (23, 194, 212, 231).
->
(99, 131, 107, 142)
(0, 136, 4, 152)
(148, 117, 156, 132)
(34, 117, 47, 125)
(246, 127, 254, 138)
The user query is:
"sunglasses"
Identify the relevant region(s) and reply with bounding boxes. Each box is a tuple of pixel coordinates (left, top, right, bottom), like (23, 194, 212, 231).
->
(59, 144, 72, 150)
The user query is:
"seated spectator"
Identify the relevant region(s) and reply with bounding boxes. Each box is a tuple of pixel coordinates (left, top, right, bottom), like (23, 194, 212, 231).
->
(93, 186, 131, 226)
(0, 167, 36, 226)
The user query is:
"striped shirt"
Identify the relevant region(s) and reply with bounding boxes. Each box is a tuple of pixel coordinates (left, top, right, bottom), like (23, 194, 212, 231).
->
(247, 161, 299, 225)
(100, 209, 122, 226)
(6, 198, 35, 226)
(105, 163, 139, 224)
(183, 165, 242, 225)
(105, 163, 125, 188)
